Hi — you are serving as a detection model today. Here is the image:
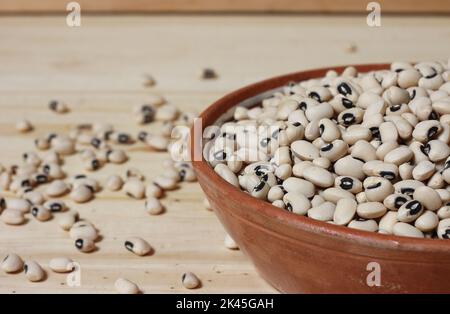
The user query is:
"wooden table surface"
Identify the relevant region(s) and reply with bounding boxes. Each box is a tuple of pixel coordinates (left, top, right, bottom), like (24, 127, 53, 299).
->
(0, 15, 449, 294)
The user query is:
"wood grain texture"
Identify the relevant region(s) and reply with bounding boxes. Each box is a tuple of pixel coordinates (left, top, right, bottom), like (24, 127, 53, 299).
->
(0, 0, 449, 14)
(0, 15, 449, 294)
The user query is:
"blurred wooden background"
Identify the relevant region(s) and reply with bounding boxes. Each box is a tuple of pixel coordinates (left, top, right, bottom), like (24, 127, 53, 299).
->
(0, 0, 449, 14)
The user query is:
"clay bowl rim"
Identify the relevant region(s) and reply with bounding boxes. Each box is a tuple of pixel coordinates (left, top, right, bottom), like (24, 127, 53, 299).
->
(192, 63, 450, 254)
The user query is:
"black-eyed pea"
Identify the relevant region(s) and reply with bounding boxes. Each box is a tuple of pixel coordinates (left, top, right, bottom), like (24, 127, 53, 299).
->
(307, 202, 335, 221)
(304, 119, 321, 142)
(351, 140, 377, 162)
(106, 175, 124, 191)
(437, 218, 450, 239)
(70, 185, 94, 204)
(272, 146, 291, 166)
(72, 177, 100, 193)
(182, 272, 201, 289)
(34, 137, 51, 151)
(357, 202, 387, 219)
(292, 161, 313, 178)
(419, 74, 444, 90)
(432, 99, 450, 115)
(57, 211, 78, 231)
(412, 120, 441, 142)
(397, 200, 424, 223)
(379, 121, 399, 143)
(413, 186, 442, 211)
(372, 162, 398, 181)
(267, 185, 285, 202)
(329, 95, 354, 113)
(75, 238, 96, 253)
(45, 180, 70, 198)
(272, 200, 285, 209)
(409, 141, 430, 164)
(48, 100, 69, 114)
(283, 192, 311, 215)
(123, 179, 146, 199)
(437, 205, 450, 219)
(274, 164, 292, 180)
(16, 119, 33, 133)
(427, 140, 450, 162)
(31, 205, 52, 222)
(401, 112, 419, 126)
(373, 141, 397, 160)
(379, 211, 398, 234)
(49, 257, 75, 273)
(437, 123, 450, 143)
(291, 140, 319, 161)
(342, 125, 371, 146)
(348, 219, 378, 232)
(287, 110, 309, 129)
(107, 149, 128, 164)
(24, 261, 46, 282)
(318, 118, 340, 142)
(333, 198, 357, 225)
(145, 197, 164, 215)
(384, 145, 413, 165)
(312, 157, 330, 169)
(1, 209, 25, 225)
(333, 156, 365, 180)
(311, 195, 325, 207)
(303, 166, 334, 188)
(1, 253, 24, 273)
(383, 193, 411, 211)
(363, 177, 393, 202)
(214, 164, 239, 188)
(398, 68, 421, 88)
(383, 86, 410, 106)
(115, 278, 141, 294)
(414, 211, 439, 232)
(319, 140, 348, 162)
(386, 116, 413, 140)
(124, 237, 152, 256)
(250, 179, 270, 199)
(337, 108, 364, 126)
(7, 198, 31, 213)
(356, 192, 367, 204)
(305, 103, 334, 121)
(334, 176, 362, 194)
(436, 188, 450, 203)
(43, 200, 67, 213)
(393, 222, 424, 238)
(227, 155, 243, 173)
(399, 162, 414, 180)
(412, 160, 435, 181)
(427, 172, 445, 189)
(52, 136, 76, 155)
(321, 187, 355, 203)
(282, 177, 315, 198)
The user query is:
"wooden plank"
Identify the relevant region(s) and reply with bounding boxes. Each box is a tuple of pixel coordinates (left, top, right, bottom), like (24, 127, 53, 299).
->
(0, 15, 449, 294)
(0, 0, 449, 14)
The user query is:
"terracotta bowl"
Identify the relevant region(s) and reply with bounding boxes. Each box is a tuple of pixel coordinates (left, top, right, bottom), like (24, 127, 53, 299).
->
(191, 64, 450, 293)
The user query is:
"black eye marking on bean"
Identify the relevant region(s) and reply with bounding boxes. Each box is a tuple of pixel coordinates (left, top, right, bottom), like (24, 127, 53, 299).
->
(369, 127, 380, 139)
(24, 264, 28, 273)
(298, 102, 307, 111)
(390, 105, 401, 112)
(341, 98, 354, 109)
(84, 185, 95, 193)
(213, 151, 227, 161)
(179, 169, 186, 181)
(367, 182, 382, 190)
(124, 241, 134, 252)
(425, 68, 437, 79)
(341, 113, 355, 126)
(444, 160, 450, 170)
(22, 153, 28, 160)
(308, 92, 321, 102)
(427, 126, 439, 139)
(36, 174, 48, 184)
(394, 196, 408, 209)
(420, 144, 430, 156)
(276, 176, 283, 185)
(428, 111, 439, 121)
(31, 207, 38, 216)
(340, 177, 353, 190)
(75, 174, 87, 180)
(380, 171, 395, 180)
(21, 180, 31, 188)
(337, 82, 352, 96)
(50, 203, 62, 212)
(356, 218, 366, 222)
(261, 174, 269, 182)
(400, 188, 415, 195)
(316, 122, 326, 135)
(48, 100, 58, 111)
(394, 68, 404, 73)
(91, 138, 101, 149)
(285, 203, 293, 212)
(323, 84, 330, 88)
(443, 229, 450, 239)
(47, 133, 57, 142)
(92, 160, 100, 170)
(260, 138, 271, 148)
(271, 128, 281, 139)
(2, 255, 8, 263)
(352, 157, 365, 163)
(181, 273, 187, 282)
(406, 200, 422, 215)
(254, 181, 266, 192)
(292, 122, 301, 127)
(0, 198, 5, 209)
(410, 89, 416, 100)
(75, 239, 83, 249)
(320, 144, 333, 152)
